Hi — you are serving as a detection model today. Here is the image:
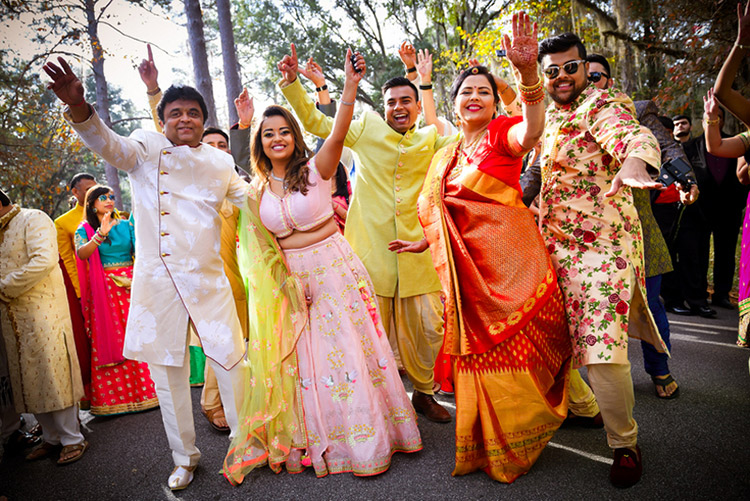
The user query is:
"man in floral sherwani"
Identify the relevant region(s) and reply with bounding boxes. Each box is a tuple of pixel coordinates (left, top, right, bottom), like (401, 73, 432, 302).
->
(44, 58, 248, 491)
(537, 33, 666, 488)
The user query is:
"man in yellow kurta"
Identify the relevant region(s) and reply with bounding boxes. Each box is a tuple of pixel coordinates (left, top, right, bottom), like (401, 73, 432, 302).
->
(54, 173, 97, 298)
(279, 46, 455, 422)
(53, 172, 97, 405)
(0, 189, 87, 465)
(537, 33, 666, 488)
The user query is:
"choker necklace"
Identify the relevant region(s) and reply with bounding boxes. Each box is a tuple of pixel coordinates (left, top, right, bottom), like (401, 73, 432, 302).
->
(270, 171, 288, 191)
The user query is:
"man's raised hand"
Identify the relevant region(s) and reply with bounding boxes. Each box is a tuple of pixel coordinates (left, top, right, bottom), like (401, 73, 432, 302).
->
(277, 43, 299, 84)
(234, 88, 254, 128)
(138, 44, 159, 91)
(43, 57, 85, 106)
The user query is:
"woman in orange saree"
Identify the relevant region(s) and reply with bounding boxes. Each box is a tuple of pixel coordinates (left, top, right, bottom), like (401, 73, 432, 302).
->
(390, 13, 571, 483)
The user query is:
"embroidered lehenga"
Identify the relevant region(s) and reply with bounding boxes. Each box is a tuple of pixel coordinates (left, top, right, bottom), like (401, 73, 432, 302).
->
(224, 162, 421, 485)
(75, 218, 158, 415)
(418, 116, 571, 483)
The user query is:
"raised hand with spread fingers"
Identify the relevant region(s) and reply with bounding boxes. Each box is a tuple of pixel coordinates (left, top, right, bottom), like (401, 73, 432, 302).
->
(42, 57, 91, 122)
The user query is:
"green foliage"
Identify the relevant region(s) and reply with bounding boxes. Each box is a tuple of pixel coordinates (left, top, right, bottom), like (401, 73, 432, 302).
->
(0, 54, 134, 217)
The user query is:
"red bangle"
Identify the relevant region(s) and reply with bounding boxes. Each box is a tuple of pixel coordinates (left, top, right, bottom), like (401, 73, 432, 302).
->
(69, 99, 87, 108)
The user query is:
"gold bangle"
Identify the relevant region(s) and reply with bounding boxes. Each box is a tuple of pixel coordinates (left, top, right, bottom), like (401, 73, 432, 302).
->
(517, 79, 542, 93)
(704, 117, 719, 126)
(146, 86, 161, 96)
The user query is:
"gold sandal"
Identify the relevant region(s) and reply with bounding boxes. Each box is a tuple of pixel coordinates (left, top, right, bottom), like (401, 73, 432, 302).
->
(57, 440, 88, 465)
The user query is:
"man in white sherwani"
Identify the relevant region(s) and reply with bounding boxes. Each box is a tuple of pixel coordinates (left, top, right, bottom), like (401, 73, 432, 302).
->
(44, 58, 248, 490)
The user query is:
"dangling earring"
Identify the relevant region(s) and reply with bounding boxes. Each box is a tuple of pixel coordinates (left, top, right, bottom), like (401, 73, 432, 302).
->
(93, 207, 97, 213)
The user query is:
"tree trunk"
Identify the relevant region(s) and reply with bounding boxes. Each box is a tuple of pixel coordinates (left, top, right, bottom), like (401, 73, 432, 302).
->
(183, 0, 219, 126)
(612, 0, 635, 95)
(216, 0, 242, 126)
(84, 0, 122, 209)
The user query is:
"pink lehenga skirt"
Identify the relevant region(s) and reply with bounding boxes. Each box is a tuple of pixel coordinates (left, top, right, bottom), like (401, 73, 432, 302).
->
(283, 231, 422, 477)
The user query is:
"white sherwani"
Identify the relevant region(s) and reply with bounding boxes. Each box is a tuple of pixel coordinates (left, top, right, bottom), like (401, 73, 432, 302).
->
(68, 111, 248, 369)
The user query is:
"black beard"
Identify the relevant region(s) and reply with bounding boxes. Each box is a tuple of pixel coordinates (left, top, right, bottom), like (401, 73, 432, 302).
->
(549, 80, 587, 105)
(675, 131, 689, 138)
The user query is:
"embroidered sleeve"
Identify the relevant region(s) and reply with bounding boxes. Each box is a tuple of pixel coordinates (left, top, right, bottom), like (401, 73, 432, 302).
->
(587, 91, 661, 170)
(74, 225, 89, 251)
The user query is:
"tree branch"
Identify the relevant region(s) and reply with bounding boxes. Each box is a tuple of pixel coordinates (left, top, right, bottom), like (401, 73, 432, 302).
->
(600, 29, 688, 58)
(97, 20, 171, 54)
(573, 0, 618, 30)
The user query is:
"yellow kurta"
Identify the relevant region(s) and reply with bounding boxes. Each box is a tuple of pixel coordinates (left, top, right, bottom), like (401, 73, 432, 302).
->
(281, 78, 455, 298)
(0, 206, 84, 414)
(54, 204, 84, 298)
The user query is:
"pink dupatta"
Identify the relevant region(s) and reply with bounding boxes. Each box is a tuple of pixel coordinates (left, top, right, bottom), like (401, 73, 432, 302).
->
(75, 222, 125, 368)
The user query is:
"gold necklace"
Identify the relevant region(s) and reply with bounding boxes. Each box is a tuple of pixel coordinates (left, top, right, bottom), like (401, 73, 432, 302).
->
(448, 130, 487, 181)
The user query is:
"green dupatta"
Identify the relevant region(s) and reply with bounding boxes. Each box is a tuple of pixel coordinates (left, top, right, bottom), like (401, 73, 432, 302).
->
(223, 179, 308, 485)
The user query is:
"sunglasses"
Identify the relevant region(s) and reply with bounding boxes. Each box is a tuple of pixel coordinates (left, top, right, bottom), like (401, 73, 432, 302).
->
(589, 71, 609, 83)
(543, 59, 586, 79)
(97, 194, 116, 202)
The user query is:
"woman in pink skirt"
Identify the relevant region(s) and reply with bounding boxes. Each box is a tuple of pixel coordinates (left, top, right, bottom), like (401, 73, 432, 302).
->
(223, 49, 421, 485)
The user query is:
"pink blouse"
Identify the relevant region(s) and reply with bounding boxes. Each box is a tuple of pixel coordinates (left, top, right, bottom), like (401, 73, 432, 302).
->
(259, 159, 334, 238)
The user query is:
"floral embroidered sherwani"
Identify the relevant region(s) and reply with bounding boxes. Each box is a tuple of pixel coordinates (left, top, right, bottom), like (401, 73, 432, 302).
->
(66, 110, 248, 369)
(539, 86, 666, 367)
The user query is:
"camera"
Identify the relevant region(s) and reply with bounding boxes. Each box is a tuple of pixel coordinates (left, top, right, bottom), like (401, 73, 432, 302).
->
(659, 157, 694, 191)
(495, 49, 506, 58)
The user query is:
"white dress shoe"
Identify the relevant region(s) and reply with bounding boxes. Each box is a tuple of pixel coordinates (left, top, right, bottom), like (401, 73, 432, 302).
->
(168, 465, 196, 490)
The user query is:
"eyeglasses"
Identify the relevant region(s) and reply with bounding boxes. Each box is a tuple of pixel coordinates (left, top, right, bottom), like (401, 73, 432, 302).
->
(97, 194, 116, 202)
(543, 59, 586, 79)
(589, 71, 610, 83)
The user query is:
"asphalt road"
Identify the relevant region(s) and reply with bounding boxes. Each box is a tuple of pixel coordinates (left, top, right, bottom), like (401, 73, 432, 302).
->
(2, 307, 749, 500)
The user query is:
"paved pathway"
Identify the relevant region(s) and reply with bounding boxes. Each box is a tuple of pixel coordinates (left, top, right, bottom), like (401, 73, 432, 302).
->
(2, 308, 749, 500)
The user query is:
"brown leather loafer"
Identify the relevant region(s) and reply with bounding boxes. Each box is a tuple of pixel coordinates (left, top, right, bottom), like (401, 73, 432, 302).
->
(412, 391, 451, 423)
(610, 446, 642, 488)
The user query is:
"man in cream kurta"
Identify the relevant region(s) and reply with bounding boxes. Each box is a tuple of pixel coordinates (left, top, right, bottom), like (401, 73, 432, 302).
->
(145, 79, 250, 432)
(279, 48, 455, 422)
(537, 34, 665, 488)
(0, 192, 87, 463)
(44, 57, 248, 489)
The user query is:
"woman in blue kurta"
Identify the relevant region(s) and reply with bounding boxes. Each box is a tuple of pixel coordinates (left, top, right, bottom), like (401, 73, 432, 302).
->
(75, 185, 158, 415)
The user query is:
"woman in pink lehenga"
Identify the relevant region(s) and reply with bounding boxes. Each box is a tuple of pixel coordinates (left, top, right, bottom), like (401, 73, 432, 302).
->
(223, 49, 421, 485)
